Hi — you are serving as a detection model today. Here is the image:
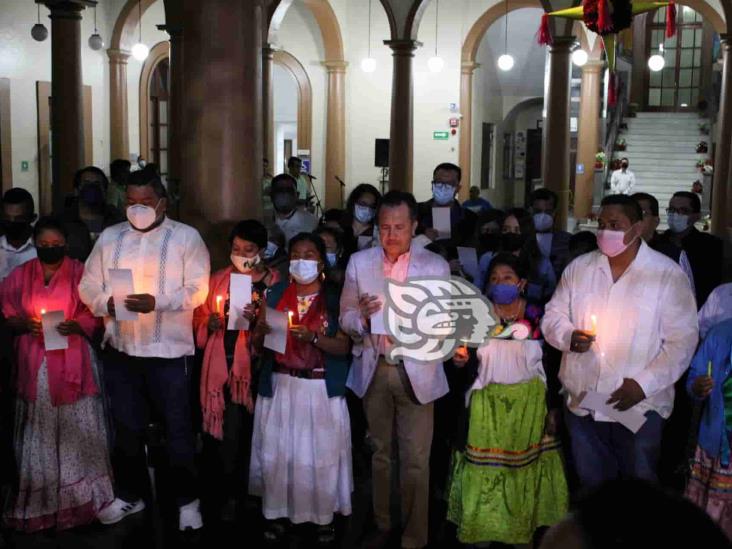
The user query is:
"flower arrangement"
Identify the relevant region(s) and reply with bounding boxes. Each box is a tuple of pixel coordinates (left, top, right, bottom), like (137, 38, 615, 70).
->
(699, 122, 710, 135)
(595, 151, 607, 169)
(696, 141, 708, 154)
(697, 158, 714, 174)
(614, 138, 626, 151)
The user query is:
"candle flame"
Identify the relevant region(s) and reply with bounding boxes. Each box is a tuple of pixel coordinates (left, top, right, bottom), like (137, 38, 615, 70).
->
(40, 309, 46, 316)
(590, 314, 597, 334)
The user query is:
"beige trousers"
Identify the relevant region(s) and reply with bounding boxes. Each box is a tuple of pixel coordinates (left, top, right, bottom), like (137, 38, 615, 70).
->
(362, 360, 434, 548)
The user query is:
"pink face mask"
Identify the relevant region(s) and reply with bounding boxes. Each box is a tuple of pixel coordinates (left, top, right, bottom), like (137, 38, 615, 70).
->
(597, 228, 636, 258)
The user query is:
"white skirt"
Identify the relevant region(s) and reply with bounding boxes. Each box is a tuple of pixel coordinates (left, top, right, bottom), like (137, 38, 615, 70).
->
(249, 373, 353, 525)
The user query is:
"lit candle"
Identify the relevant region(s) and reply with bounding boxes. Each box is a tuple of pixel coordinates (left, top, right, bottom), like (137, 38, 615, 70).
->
(708, 360, 712, 378)
(216, 295, 223, 314)
(590, 314, 597, 336)
(40, 309, 46, 316)
(288, 311, 294, 328)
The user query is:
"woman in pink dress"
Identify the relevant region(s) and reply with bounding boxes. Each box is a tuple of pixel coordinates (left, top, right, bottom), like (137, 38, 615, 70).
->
(1, 217, 113, 532)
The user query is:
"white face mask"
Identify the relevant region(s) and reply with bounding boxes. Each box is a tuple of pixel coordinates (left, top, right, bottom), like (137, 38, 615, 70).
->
(354, 204, 376, 224)
(289, 259, 320, 284)
(230, 253, 261, 273)
(126, 201, 160, 231)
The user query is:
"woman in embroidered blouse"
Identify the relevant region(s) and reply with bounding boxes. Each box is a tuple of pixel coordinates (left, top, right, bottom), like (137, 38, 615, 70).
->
(685, 318, 732, 540)
(1, 217, 113, 531)
(250, 232, 351, 546)
(193, 219, 278, 521)
(448, 253, 568, 545)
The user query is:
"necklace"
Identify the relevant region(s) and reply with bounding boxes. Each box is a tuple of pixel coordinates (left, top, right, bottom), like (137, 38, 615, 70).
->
(495, 300, 521, 323)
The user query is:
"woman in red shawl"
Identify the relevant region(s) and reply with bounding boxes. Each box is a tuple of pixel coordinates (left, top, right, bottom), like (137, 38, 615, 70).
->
(193, 219, 278, 521)
(1, 217, 112, 532)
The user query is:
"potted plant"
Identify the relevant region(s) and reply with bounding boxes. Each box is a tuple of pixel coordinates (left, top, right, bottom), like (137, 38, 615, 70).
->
(699, 122, 710, 135)
(696, 141, 708, 154)
(696, 159, 705, 171)
(614, 138, 627, 151)
(595, 151, 606, 170)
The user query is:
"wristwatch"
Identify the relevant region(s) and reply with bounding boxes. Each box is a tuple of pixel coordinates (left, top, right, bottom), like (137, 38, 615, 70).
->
(311, 333, 319, 345)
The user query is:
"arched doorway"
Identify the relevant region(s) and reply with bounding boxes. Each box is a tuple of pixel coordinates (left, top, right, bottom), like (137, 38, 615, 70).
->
(645, 6, 715, 111)
(138, 42, 170, 174)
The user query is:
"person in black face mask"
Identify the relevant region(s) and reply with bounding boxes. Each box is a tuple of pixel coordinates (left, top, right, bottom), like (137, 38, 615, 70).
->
(62, 167, 124, 262)
(269, 174, 317, 246)
(0, 187, 38, 281)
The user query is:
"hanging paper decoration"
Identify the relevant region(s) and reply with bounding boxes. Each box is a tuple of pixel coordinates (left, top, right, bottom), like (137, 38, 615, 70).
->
(537, 1, 676, 106)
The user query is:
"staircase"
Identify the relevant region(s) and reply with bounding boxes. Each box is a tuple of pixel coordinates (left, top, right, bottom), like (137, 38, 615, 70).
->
(613, 112, 708, 225)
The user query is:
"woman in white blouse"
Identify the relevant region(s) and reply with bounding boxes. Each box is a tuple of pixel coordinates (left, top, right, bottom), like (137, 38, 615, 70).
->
(447, 253, 568, 546)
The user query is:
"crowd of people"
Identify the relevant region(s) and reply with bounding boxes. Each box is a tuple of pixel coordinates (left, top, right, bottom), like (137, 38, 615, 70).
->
(0, 158, 730, 548)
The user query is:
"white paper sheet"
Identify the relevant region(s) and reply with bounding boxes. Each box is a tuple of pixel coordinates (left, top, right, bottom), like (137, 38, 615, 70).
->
(457, 246, 479, 281)
(264, 307, 288, 354)
(361, 277, 388, 335)
(579, 390, 648, 434)
(432, 207, 452, 239)
(41, 310, 68, 351)
(109, 268, 137, 321)
(227, 273, 252, 331)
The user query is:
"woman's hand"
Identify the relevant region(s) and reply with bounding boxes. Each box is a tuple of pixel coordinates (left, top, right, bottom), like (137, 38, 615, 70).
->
(208, 312, 223, 332)
(692, 375, 714, 399)
(290, 325, 315, 343)
(57, 320, 84, 336)
(243, 303, 257, 321)
(27, 318, 42, 337)
(544, 409, 560, 436)
(452, 346, 469, 367)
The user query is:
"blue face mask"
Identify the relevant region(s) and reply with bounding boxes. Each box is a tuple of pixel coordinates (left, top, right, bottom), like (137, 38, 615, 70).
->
(533, 212, 554, 232)
(326, 252, 338, 267)
(264, 241, 278, 259)
(432, 183, 456, 206)
(487, 283, 520, 305)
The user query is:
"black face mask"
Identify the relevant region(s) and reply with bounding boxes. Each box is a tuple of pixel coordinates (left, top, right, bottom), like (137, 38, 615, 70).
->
(36, 246, 66, 265)
(480, 233, 501, 252)
(2, 221, 31, 242)
(79, 183, 106, 208)
(273, 192, 297, 213)
(501, 232, 526, 252)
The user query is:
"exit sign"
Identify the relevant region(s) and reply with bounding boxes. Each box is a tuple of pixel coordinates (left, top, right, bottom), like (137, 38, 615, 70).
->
(433, 131, 449, 140)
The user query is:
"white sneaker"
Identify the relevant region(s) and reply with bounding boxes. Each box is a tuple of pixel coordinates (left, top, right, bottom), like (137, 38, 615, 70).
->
(179, 498, 203, 531)
(97, 498, 145, 525)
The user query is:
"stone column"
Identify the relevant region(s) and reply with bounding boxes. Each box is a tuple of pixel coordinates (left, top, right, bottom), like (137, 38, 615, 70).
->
(385, 39, 420, 192)
(107, 48, 130, 163)
(458, 61, 479, 201)
(541, 36, 574, 230)
(574, 60, 604, 219)
(46, 0, 88, 214)
(713, 37, 732, 236)
(163, 24, 184, 219)
(181, 0, 263, 267)
(324, 60, 347, 208)
(262, 44, 275, 173)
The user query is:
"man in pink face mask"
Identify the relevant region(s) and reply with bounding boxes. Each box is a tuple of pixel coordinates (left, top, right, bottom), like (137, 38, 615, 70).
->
(541, 194, 698, 493)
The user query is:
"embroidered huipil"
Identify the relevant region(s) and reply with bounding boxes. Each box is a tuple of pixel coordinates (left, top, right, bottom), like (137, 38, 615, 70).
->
(542, 242, 698, 421)
(78, 217, 210, 358)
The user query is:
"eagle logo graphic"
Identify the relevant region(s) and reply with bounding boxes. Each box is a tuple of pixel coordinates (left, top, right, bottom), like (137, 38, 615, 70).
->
(382, 276, 496, 364)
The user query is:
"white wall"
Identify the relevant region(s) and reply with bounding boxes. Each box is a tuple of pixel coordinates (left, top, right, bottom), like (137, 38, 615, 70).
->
(273, 64, 298, 174)
(125, 0, 169, 162)
(274, 2, 327, 203)
(0, 0, 114, 206)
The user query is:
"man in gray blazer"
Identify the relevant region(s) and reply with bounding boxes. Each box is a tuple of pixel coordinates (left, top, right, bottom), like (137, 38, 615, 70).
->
(340, 191, 450, 549)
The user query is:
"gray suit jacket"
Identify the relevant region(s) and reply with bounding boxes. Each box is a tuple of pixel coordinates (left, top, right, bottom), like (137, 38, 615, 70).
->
(339, 243, 450, 404)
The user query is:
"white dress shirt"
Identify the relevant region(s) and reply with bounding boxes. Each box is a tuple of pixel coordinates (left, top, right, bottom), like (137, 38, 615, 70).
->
(542, 242, 698, 421)
(698, 282, 732, 339)
(0, 236, 36, 281)
(275, 209, 318, 244)
(78, 217, 210, 358)
(610, 169, 636, 195)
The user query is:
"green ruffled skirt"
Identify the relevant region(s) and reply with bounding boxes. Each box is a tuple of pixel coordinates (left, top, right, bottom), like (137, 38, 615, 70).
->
(447, 377, 568, 544)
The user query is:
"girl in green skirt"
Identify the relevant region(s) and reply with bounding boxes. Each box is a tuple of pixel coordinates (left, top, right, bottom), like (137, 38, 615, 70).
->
(448, 253, 568, 545)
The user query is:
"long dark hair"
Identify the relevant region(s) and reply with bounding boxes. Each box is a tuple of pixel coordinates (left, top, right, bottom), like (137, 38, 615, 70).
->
(288, 232, 330, 290)
(342, 183, 381, 228)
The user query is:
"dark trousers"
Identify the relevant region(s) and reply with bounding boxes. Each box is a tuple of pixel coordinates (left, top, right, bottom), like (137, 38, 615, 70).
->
(564, 407, 664, 493)
(103, 347, 197, 506)
(202, 392, 253, 502)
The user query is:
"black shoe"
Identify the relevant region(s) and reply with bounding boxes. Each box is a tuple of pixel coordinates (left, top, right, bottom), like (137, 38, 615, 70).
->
(361, 529, 392, 549)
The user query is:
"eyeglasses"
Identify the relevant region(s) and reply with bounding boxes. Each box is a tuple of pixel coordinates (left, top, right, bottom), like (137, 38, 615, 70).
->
(666, 207, 694, 215)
